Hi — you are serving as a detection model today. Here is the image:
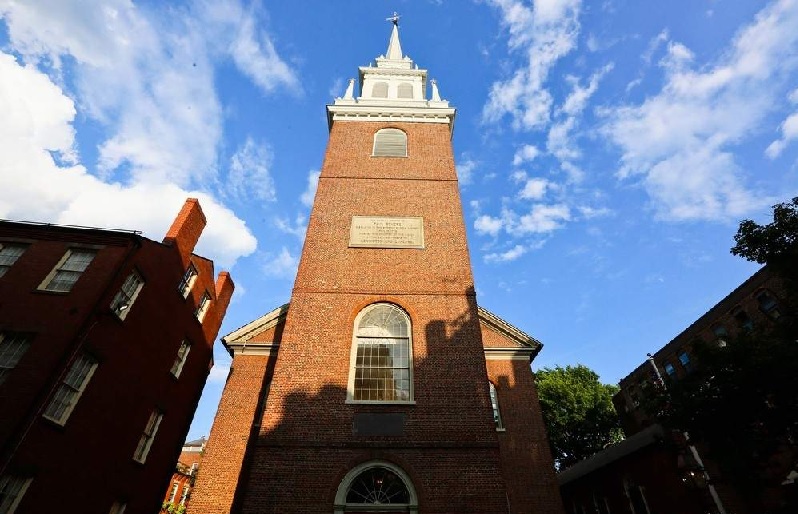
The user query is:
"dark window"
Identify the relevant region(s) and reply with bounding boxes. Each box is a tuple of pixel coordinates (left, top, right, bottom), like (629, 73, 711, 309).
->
(678, 351, 692, 372)
(41, 249, 96, 292)
(757, 291, 781, 319)
(0, 332, 32, 386)
(664, 362, 676, 378)
(732, 309, 754, 331)
(178, 264, 198, 298)
(0, 244, 27, 278)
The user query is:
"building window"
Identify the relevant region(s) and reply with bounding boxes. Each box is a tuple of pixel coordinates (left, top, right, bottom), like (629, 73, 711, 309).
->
(0, 244, 27, 278)
(732, 308, 754, 331)
(195, 292, 211, 322)
(677, 351, 692, 372)
(334, 461, 417, 514)
(170, 340, 191, 378)
(168, 482, 179, 503)
(371, 81, 388, 98)
(0, 475, 32, 514)
(757, 291, 781, 319)
(40, 249, 96, 292)
(180, 485, 189, 505)
(178, 264, 198, 298)
(489, 382, 504, 429)
(0, 333, 31, 386)
(110, 272, 144, 320)
(348, 303, 412, 403)
(624, 479, 651, 514)
(594, 493, 611, 514)
(663, 362, 676, 378)
(397, 82, 413, 99)
(372, 128, 407, 157)
(108, 501, 126, 514)
(133, 409, 163, 463)
(43, 353, 98, 425)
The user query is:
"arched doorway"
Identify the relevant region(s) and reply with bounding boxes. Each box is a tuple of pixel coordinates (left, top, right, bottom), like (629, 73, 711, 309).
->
(333, 460, 418, 513)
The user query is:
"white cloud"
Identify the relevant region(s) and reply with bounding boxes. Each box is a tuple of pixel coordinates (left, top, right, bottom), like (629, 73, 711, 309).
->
(765, 111, 798, 158)
(512, 203, 571, 234)
(519, 178, 550, 200)
(262, 247, 299, 278)
(547, 117, 579, 161)
(561, 64, 613, 116)
(456, 158, 478, 185)
(208, 359, 231, 383)
(485, 244, 527, 263)
(301, 169, 321, 207)
(274, 214, 308, 240)
(602, 0, 798, 221)
(227, 138, 276, 202)
(483, 0, 582, 129)
(0, 0, 297, 266)
(475, 215, 503, 237)
(512, 144, 540, 165)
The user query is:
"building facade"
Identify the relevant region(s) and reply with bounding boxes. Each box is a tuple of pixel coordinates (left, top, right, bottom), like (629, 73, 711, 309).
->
(190, 23, 564, 514)
(558, 267, 790, 514)
(161, 437, 207, 514)
(0, 199, 233, 514)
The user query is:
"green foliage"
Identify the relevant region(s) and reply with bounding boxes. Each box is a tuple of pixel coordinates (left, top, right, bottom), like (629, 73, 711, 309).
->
(536, 364, 623, 470)
(732, 197, 798, 283)
(161, 501, 186, 514)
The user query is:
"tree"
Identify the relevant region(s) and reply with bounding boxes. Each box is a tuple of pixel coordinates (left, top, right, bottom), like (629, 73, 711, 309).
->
(536, 364, 623, 470)
(649, 197, 798, 512)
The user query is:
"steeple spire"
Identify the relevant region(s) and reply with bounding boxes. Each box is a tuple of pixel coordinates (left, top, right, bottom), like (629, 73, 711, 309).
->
(385, 12, 403, 60)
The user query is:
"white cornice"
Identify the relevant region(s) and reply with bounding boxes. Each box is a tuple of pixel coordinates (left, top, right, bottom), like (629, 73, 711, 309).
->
(327, 104, 456, 134)
(484, 347, 536, 361)
(222, 303, 289, 343)
(224, 341, 280, 358)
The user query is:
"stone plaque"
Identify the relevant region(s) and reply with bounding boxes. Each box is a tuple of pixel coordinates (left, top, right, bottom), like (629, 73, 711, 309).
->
(349, 216, 424, 249)
(353, 413, 406, 436)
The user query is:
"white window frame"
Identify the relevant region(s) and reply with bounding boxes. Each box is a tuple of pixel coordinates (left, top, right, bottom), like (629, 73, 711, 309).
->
(179, 484, 190, 505)
(346, 303, 413, 404)
(0, 475, 32, 514)
(108, 501, 126, 514)
(168, 482, 179, 503)
(489, 381, 505, 431)
(0, 332, 31, 386)
(39, 249, 96, 292)
(372, 128, 408, 157)
(170, 340, 191, 378)
(43, 354, 98, 425)
(178, 264, 198, 299)
(195, 292, 211, 322)
(333, 460, 418, 514)
(110, 271, 144, 320)
(0, 243, 27, 278)
(133, 410, 163, 463)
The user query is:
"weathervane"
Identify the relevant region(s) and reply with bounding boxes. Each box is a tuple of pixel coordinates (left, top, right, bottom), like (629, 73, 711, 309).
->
(386, 11, 400, 26)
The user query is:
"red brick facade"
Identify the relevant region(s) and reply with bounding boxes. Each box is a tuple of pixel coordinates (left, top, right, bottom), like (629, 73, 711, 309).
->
(0, 199, 233, 514)
(191, 45, 564, 511)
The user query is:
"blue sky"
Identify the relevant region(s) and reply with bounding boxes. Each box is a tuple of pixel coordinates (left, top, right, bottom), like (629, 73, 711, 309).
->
(2, 0, 797, 441)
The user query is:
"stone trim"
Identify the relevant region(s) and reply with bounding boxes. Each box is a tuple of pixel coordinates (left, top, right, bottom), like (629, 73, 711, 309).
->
(224, 341, 280, 358)
(484, 347, 537, 361)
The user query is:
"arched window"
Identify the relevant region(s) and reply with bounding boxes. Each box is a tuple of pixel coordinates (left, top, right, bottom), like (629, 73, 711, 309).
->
(348, 303, 412, 402)
(397, 82, 413, 99)
(372, 128, 407, 157)
(372, 81, 388, 98)
(334, 461, 418, 514)
(488, 381, 504, 429)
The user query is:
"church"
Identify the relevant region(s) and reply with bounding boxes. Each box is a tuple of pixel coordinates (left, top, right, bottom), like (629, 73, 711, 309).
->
(189, 20, 565, 514)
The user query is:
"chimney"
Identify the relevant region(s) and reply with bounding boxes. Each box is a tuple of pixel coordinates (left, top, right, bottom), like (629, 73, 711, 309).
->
(163, 198, 207, 268)
(201, 271, 235, 345)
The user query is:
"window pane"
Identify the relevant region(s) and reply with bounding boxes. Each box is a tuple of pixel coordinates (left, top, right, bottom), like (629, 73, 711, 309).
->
(44, 250, 96, 292)
(0, 333, 31, 385)
(43, 354, 97, 424)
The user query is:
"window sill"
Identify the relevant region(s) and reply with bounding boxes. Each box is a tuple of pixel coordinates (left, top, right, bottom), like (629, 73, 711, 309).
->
(345, 399, 416, 405)
(495, 427, 506, 432)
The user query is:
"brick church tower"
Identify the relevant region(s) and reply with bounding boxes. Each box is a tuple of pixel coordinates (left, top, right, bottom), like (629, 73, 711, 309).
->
(190, 19, 564, 514)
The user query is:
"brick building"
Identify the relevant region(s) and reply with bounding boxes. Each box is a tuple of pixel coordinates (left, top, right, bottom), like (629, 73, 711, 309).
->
(190, 22, 565, 514)
(0, 199, 233, 514)
(558, 267, 790, 514)
(161, 437, 207, 513)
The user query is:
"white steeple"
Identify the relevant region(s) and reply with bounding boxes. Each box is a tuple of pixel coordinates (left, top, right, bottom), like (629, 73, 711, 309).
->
(328, 15, 455, 134)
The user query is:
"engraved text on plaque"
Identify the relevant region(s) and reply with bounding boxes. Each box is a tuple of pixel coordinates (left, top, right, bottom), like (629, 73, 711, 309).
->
(349, 216, 424, 249)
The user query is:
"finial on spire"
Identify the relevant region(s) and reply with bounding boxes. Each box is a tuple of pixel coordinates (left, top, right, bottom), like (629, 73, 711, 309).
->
(385, 12, 403, 60)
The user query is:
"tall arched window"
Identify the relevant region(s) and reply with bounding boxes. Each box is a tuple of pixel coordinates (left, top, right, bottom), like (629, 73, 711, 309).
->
(372, 81, 389, 98)
(372, 128, 408, 157)
(488, 381, 504, 429)
(348, 303, 412, 402)
(334, 461, 418, 514)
